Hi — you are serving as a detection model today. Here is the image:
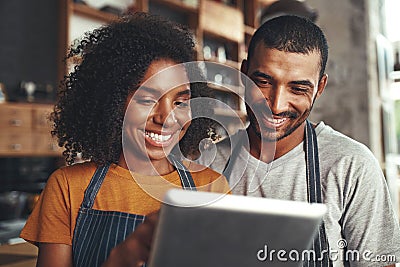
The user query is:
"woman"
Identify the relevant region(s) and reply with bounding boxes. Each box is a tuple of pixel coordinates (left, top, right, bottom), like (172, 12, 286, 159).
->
(20, 13, 229, 267)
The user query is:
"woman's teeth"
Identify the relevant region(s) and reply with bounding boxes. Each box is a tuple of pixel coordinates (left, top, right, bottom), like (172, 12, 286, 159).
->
(145, 131, 172, 142)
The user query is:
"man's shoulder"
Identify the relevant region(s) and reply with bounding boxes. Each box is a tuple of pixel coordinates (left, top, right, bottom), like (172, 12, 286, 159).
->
(317, 122, 377, 163)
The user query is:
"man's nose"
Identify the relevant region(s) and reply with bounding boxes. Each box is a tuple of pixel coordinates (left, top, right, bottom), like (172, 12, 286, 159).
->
(268, 86, 289, 114)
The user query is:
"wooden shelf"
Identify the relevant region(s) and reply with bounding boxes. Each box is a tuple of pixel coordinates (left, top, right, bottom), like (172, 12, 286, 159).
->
(208, 83, 244, 95)
(72, 3, 119, 23)
(150, 0, 198, 14)
(244, 25, 256, 36)
(257, 0, 278, 7)
(205, 57, 241, 69)
(200, 0, 244, 43)
(214, 107, 247, 118)
(224, 59, 241, 69)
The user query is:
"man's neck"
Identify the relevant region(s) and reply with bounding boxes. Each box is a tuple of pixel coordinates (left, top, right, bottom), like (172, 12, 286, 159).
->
(247, 121, 307, 163)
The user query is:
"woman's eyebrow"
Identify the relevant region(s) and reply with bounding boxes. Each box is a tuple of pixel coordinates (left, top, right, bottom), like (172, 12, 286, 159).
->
(136, 86, 191, 98)
(136, 86, 159, 96)
(176, 89, 191, 97)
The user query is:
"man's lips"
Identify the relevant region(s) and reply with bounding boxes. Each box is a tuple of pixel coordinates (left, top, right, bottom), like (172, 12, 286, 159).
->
(266, 117, 287, 124)
(262, 116, 288, 128)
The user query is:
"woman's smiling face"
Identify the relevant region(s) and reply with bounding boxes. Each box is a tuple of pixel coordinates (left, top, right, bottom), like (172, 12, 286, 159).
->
(122, 59, 191, 171)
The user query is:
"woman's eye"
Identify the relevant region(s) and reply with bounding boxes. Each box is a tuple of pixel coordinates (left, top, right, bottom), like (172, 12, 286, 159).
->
(175, 100, 189, 108)
(136, 99, 156, 105)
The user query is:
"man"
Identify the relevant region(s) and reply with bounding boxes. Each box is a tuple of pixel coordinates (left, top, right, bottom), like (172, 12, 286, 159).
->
(200, 15, 400, 266)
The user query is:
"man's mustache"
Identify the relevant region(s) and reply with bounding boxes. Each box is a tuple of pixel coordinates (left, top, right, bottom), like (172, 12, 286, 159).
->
(251, 104, 299, 119)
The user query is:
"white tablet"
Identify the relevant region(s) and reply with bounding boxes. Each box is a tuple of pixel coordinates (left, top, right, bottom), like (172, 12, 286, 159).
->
(148, 189, 327, 267)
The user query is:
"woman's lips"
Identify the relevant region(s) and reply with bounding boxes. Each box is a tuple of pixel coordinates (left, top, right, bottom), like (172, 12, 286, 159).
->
(144, 130, 175, 147)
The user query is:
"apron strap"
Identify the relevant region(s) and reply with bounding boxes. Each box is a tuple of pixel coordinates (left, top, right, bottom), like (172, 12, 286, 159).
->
(82, 156, 196, 210)
(222, 137, 243, 182)
(81, 164, 110, 209)
(305, 120, 322, 203)
(169, 154, 197, 191)
(305, 120, 332, 267)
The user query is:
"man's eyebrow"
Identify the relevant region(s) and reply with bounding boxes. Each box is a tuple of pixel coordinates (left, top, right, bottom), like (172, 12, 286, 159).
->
(252, 71, 273, 80)
(290, 80, 314, 88)
(251, 71, 315, 88)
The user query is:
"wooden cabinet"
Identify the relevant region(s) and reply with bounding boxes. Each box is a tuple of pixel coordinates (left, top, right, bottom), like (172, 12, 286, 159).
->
(0, 103, 62, 156)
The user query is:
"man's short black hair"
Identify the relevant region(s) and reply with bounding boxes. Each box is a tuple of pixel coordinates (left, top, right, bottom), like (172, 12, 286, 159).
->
(247, 15, 328, 79)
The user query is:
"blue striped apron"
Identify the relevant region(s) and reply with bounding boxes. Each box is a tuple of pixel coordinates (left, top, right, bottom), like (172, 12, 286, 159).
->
(72, 155, 196, 267)
(223, 120, 332, 266)
(303, 120, 332, 266)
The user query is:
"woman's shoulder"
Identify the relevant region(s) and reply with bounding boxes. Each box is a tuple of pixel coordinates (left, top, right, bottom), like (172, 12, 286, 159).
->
(50, 161, 98, 184)
(184, 160, 230, 193)
(56, 160, 96, 173)
(184, 161, 221, 178)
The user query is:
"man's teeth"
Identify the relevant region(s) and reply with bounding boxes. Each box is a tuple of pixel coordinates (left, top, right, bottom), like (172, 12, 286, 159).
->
(266, 117, 286, 124)
(145, 131, 172, 142)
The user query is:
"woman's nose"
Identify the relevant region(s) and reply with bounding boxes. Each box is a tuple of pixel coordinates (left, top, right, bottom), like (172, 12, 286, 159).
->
(152, 101, 177, 127)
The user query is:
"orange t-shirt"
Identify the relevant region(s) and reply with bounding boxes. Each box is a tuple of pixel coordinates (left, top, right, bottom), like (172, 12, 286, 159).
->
(20, 162, 230, 246)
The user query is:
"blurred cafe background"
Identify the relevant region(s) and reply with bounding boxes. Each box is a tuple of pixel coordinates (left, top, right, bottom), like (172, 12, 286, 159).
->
(0, 0, 400, 265)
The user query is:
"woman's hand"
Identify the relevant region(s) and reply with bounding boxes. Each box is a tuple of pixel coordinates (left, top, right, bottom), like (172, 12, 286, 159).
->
(102, 211, 159, 267)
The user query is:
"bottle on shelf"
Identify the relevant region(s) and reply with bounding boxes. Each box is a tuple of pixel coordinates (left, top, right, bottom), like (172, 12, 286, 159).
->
(394, 50, 400, 72)
(394, 49, 400, 82)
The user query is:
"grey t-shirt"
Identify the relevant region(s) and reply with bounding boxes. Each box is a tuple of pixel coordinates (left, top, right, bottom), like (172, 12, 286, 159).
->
(198, 122, 400, 266)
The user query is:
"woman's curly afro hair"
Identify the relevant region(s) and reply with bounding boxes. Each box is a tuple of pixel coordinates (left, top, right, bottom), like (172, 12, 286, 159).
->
(52, 12, 215, 165)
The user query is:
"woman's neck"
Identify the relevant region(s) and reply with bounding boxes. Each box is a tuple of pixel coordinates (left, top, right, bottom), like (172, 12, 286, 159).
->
(118, 153, 175, 176)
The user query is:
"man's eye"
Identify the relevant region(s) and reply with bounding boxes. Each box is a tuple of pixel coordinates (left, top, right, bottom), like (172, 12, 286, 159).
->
(255, 80, 271, 87)
(292, 87, 309, 94)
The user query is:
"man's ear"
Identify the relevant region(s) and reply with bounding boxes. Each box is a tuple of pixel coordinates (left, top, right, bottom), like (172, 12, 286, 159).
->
(316, 74, 328, 99)
(240, 59, 248, 74)
(240, 59, 248, 86)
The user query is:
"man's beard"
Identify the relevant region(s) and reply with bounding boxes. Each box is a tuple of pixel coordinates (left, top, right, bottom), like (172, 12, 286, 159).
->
(247, 101, 315, 143)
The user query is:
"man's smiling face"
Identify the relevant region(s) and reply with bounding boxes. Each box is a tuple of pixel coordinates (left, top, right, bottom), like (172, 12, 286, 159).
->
(244, 43, 327, 143)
